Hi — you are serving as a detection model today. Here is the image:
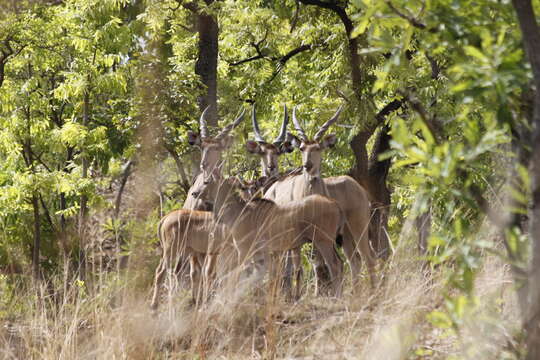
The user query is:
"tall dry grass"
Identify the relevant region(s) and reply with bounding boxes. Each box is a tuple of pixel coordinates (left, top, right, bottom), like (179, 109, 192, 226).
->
(0, 225, 521, 359)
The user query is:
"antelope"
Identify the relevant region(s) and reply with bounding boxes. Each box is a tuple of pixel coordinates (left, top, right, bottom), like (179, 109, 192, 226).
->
(245, 104, 308, 295)
(191, 175, 344, 298)
(264, 106, 376, 288)
(245, 104, 292, 179)
(150, 106, 245, 309)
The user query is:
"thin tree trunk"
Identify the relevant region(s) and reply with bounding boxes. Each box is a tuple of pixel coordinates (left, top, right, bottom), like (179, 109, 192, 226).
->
(415, 208, 431, 254)
(78, 90, 90, 280)
(511, 1, 540, 357)
(114, 160, 133, 272)
(31, 192, 41, 280)
(114, 160, 133, 218)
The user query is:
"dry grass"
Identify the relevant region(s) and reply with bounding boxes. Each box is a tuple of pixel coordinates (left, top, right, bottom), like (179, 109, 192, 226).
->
(0, 231, 521, 359)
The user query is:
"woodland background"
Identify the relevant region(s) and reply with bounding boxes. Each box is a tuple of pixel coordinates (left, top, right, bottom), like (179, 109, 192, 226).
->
(1, 0, 540, 358)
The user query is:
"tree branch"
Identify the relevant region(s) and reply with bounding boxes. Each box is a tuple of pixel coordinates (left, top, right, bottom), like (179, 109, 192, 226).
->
(30, 148, 53, 172)
(229, 30, 269, 66)
(349, 99, 403, 181)
(0, 38, 26, 88)
(290, 0, 301, 33)
(181, 0, 198, 13)
(266, 44, 313, 83)
(399, 90, 441, 142)
(298, 0, 361, 96)
(163, 143, 191, 193)
(425, 53, 440, 79)
(39, 194, 57, 233)
(229, 54, 266, 66)
(386, 1, 426, 29)
(298, 0, 353, 34)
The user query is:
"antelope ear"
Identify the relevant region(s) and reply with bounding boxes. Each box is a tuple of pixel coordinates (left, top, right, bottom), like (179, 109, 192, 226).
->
(286, 132, 301, 148)
(256, 176, 268, 188)
(245, 140, 263, 154)
(187, 131, 201, 146)
(219, 135, 234, 149)
(321, 134, 337, 149)
(279, 141, 295, 154)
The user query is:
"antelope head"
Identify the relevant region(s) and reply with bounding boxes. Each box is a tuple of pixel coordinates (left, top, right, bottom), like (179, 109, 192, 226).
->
(245, 104, 294, 177)
(288, 105, 343, 182)
(191, 174, 244, 225)
(187, 105, 246, 180)
(236, 176, 268, 199)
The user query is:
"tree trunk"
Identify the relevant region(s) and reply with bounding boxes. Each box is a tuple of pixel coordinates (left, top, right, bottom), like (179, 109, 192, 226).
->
(415, 208, 431, 254)
(349, 101, 403, 259)
(114, 160, 133, 218)
(366, 124, 393, 258)
(526, 89, 540, 360)
(194, 1, 219, 128)
(511, 1, 540, 357)
(31, 192, 41, 280)
(78, 90, 90, 280)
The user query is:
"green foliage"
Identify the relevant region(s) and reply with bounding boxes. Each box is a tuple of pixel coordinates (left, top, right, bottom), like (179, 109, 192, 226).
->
(0, 0, 535, 355)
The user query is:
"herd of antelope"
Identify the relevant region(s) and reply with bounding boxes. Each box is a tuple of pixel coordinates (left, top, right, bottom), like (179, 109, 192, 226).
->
(150, 104, 377, 310)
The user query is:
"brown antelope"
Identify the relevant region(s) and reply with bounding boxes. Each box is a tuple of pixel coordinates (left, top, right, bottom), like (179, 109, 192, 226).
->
(245, 104, 308, 295)
(245, 104, 292, 179)
(191, 176, 344, 298)
(150, 106, 245, 310)
(264, 106, 376, 288)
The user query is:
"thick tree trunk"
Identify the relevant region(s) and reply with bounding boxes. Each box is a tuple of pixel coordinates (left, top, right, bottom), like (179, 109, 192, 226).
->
(511, 1, 540, 357)
(366, 124, 393, 258)
(526, 90, 540, 360)
(194, 1, 219, 128)
(349, 101, 403, 259)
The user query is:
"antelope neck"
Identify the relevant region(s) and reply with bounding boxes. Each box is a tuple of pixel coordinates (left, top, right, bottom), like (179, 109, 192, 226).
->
(212, 182, 246, 225)
(261, 159, 279, 178)
(303, 170, 321, 185)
